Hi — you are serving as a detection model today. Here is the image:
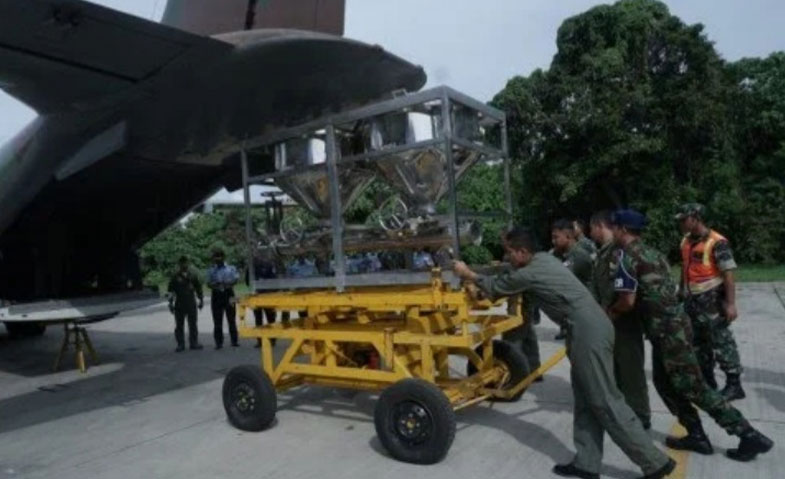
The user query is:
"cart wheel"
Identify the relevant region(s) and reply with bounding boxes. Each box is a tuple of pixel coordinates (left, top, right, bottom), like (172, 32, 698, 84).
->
(466, 340, 531, 402)
(374, 378, 456, 465)
(222, 365, 277, 431)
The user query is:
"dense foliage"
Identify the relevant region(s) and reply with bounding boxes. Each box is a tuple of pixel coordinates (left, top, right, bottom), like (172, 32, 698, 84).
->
(492, 0, 785, 262)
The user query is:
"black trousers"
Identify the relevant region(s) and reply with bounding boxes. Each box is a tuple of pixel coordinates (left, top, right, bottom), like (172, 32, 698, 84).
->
(174, 306, 199, 347)
(212, 294, 237, 346)
(253, 308, 291, 326)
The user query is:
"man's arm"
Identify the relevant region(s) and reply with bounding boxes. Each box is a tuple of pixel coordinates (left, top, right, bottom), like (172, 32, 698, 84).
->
(227, 266, 240, 286)
(453, 261, 479, 282)
(678, 266, 685, 300)
(167, 277, 176, 313)
(608, 249, 639, 320)
(454, 261, 531, 301)
(723, 270, 737, 322)
(713, 240, 738, 322)
(192, 272, 204, 308)
(206, 268, 218, 289)
(608, 292, 636, 320)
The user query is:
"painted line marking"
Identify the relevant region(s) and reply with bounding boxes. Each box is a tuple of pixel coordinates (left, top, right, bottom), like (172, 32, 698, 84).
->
(665, 422, 689, 479)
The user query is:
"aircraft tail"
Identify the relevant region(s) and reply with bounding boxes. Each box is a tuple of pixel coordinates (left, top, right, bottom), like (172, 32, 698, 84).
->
(162, 0, 346, 37)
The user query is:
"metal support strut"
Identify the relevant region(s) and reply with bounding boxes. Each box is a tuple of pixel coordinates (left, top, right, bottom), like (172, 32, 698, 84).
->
(53, 322, 99, 373)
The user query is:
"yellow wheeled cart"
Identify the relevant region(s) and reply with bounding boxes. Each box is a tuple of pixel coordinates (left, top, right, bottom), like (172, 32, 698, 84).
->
(221, 86, 567, 464)
(222, 273, 566, 464)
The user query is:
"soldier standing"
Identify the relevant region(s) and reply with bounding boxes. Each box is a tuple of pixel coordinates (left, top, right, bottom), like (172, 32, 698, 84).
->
(574, 218, 597, 259)
(167, 256, 204, 352)
(676, 203, 745, 400)
(589, 211, 650, 430)
(455, 227, 674, 479)
(551, 219, 593, 340)
(608, 209, 772, 461)
(207, 248, 240, 349)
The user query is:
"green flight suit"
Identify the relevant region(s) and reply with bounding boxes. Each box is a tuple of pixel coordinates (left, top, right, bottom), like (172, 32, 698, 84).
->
(562, 242, 594, 286)
(578, 235, 598, 259)
(591, 241, 650, 427)
(551, 243, 594, 335)
(504, 293, 541, 371)
(478, 253, 669, 476)
(168, 268, 203, 348)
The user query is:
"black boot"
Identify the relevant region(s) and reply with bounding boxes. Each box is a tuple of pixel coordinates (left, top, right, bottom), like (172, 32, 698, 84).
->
(727, 429, 773, 461)
(555, 326, 567, 341)
(665, 423, 713, 455)
(701, 366, 718, 390)
(552, 463, 599, 479)
(721, 374, 746, 401)
(638, 458, 676, 479)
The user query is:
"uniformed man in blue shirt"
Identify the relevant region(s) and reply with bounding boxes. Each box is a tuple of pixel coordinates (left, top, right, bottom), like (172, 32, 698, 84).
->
(207, 248, 240, 349)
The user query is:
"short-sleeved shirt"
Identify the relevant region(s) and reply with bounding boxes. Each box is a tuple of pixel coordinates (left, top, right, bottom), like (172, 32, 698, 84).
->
(614, 239, 681, 319)
(207, 263, 239, 292)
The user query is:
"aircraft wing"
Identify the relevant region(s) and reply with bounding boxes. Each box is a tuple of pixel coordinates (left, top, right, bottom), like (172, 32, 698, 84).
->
(0, 0, 232, 112)
(0, 291, 163, 323)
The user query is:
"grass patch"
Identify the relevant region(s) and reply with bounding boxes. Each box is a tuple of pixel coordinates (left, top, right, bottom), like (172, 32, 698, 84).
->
(734, 264, 785, 283)
(671, 264, 785, 283)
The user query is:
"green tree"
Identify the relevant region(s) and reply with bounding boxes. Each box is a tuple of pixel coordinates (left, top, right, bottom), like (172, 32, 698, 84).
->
(139, 210, 249, 288)
(726, 53, 785, 263)
(493, 0, 751, 258)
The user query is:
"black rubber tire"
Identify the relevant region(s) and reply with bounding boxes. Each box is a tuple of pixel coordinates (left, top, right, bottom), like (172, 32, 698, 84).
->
(466, 339, 531, 402)
(374, 378, 456, 465)
(28, 323, 46, 337)
(4, 322, 46, 339)
(222, 365, 277, 431)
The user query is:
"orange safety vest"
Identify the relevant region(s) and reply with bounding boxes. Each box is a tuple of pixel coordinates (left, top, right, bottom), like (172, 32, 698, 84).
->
(680, 230, 726, 294)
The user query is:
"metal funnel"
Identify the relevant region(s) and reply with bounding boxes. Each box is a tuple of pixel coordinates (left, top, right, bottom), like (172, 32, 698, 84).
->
(273, 138, 374, 218)
(367, 109, 483, 215)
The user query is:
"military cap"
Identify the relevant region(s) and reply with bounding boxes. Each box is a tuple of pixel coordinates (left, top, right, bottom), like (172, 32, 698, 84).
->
(674, 203, 705, 220)
(611, 209, 648, 230)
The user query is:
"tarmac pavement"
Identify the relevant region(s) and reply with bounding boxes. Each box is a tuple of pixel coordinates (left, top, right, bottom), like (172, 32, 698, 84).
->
(1, 283, 784, 479)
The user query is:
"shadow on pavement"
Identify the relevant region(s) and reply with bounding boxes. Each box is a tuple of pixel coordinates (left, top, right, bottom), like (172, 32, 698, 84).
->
(0, 327, 265, 434)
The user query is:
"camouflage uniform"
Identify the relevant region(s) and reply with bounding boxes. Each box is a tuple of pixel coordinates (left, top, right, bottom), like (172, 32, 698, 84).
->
(682, 233, 742, 376)
(590, 240, 650, 427)
(614, 239, 750, 435)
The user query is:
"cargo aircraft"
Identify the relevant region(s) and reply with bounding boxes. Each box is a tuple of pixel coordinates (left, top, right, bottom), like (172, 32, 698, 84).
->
(0, 0, 425, 336)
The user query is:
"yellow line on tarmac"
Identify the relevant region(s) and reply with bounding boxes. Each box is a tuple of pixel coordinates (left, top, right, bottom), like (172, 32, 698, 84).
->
(665, 422, 689, 479)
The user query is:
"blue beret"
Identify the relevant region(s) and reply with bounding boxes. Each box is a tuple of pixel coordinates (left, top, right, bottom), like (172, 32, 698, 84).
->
(611, 209, 647, 230)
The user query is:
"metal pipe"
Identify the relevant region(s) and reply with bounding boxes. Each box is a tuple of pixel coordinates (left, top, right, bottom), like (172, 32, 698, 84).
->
(241, 146, 255, 288)
(441, 92, 461, 290)
(501, 119, 513, 229)
(325, 124, 346, 292)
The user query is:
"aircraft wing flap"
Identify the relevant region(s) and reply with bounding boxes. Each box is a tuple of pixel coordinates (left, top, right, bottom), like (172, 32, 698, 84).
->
(0, 0, 231, 111)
